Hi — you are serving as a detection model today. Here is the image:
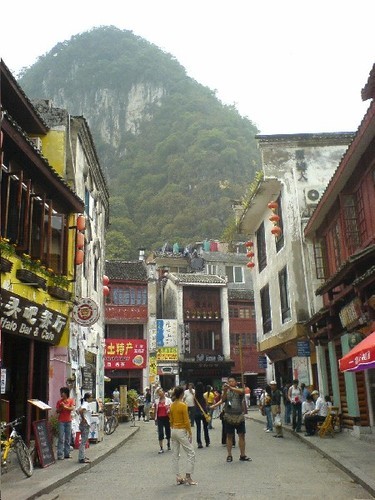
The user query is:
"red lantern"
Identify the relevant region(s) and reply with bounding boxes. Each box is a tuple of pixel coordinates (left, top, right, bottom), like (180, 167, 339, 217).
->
(245, 241, 254, 247)
(246, 251, 255, 258)
(267, 201, 278, 210)
(75, 249, 84, 265)
(76, 232, 85, 249)
(271, 226, 282, 236)
(269, 214, 280, 223)
(103, 275, 110, 286)
(103, 285, 110, 296)
(246, 262, 255, 268)
(77, 215, 86, 232)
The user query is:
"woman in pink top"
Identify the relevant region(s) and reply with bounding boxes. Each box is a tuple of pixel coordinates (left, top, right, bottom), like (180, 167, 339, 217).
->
(153, 389, 172, 453)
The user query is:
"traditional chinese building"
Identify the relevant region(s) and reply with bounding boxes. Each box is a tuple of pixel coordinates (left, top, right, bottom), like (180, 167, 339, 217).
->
(0, 60, 83, 439)
(235, 132, 353, 388)
(104, 260, 151, 394)
(304, 63, 375, 432)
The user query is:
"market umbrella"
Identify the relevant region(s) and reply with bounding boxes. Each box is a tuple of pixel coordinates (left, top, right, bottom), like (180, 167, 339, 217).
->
(339, 330, 375, 372)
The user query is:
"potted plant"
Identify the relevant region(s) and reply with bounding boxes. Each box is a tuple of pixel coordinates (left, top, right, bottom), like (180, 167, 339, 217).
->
(127, 389, 139, 420)
(48, 414, 60, 447)
(0, 237, 15, 273)
(16, 254, 47, 289)
(48, 273, 72, 300)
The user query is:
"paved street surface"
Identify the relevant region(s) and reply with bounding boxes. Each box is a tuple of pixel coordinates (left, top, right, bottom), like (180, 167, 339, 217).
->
(31, 418, 372, 500)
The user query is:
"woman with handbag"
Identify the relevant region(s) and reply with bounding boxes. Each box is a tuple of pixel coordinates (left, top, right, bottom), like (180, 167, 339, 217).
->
(194, 382, 210, 448)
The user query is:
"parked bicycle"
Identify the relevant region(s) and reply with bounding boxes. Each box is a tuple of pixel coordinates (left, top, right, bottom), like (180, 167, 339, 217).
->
(1, 416, 33, 477)
(104, 402, 119, 435)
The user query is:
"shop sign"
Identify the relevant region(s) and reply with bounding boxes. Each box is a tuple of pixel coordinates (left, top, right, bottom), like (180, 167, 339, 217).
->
(195, 354, 225, 362)
(72, 298, 99, 326)
(297, 341, 310, 357)
(339, 298, 365, 330)
(258, 356, 268, 369)
(156, 347, 178, 361)
(0, 290, 67, 345)
(157, 319, 178, 347)
(181, 323, 191, 354)
(104, 338, 147, 369)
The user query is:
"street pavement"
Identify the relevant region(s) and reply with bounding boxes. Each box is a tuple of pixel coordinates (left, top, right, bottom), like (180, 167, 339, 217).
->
(1, 410, 374, 499)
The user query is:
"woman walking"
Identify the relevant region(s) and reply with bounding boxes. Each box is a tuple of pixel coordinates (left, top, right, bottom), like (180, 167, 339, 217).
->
(194, 382, 210, 448)
(170, 386, 197, 485)
(153, 389, 172, 453)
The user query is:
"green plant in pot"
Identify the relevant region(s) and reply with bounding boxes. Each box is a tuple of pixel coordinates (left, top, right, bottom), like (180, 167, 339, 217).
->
(127, 389, 139, 416)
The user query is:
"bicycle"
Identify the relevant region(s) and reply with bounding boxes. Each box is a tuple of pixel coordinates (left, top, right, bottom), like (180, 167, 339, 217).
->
(104, 402, 119, 435)
(1, 416, 33, 477)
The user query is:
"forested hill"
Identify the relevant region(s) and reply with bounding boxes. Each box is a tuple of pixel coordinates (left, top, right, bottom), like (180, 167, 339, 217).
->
(18, 26, 260, 258)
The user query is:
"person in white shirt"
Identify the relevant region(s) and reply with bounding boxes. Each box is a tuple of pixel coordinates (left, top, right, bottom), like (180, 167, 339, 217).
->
(304, 390, 328, 436)
(302, 395, 315, 423)
(183, 383, 196, 427)
(78, 392, 93, 463)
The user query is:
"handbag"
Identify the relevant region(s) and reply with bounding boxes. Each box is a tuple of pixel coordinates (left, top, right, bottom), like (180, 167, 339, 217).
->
(194, 397, 211, 424)
(223, 412, 245, 426)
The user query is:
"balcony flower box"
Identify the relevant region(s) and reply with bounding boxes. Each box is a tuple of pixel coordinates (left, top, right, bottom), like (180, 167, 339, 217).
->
(0, 257, 13, 273)
(47, 285, 72, 301)
(16, 269, 47, 290)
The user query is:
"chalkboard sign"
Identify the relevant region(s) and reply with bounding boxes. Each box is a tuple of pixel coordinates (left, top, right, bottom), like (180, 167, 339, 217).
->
(33, 419, 55, 468)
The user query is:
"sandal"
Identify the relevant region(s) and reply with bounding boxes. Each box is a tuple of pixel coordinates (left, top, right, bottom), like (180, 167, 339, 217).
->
(176, 475, 185, 485)
(185, 476, 197, 485)
(239, 455, 252, 461)
(226, 455, 233, 462)
(79, 458, 90, 463)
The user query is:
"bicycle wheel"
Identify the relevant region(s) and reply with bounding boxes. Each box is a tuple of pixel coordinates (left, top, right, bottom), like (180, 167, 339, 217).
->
(15, 439, 33, 477)
(104, 416, 116, 435)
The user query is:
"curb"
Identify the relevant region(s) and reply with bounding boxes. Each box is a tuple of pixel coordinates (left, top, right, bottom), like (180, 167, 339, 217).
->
(247, 415, 375, 499)
(26, 427, 139, 500)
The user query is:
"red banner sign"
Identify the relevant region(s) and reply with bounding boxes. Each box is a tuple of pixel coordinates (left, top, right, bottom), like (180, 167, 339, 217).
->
(104, 339, 147, 369)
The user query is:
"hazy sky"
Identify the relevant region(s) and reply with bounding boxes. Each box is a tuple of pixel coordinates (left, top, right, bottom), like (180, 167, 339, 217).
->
(2, 0, 374, 134)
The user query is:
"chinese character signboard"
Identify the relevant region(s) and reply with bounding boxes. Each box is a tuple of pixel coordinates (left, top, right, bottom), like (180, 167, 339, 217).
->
(258, 356, 268, 369)
(297, 341, 311, 357)
(0, 290, 67, 345)
(104, 339, 147, 369)
(149, 355, 157, 384)
(156, 347, 178, 361)
(156, 319, 177, 347)
(149, 327, 157, 352)
(181, 323, 191, 354)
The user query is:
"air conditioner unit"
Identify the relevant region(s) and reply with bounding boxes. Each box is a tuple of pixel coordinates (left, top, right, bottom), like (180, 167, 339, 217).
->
(30, 136, 42, 151)
(304, 186, 323, 206)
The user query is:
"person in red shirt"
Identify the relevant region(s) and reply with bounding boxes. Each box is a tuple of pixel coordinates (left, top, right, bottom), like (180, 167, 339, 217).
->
(56, 387, 75, 460)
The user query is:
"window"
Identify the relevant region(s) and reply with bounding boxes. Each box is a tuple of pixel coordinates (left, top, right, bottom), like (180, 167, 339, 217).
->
(206, 264, 218, 275)
(256, 222, 267, 272)
(260, 284, 272, 334)
(0, 166, 68, 274)
(111, 286, 147, 305)
(229, 306, 250, 318)
(326, 219, 342, 273)
(190, 329, 220, 350)
(275, 194, 284, 252)
(279, 267, 291, 322)
(313, 240, 327, 280)
(342, 194, 361, 254)
(225, 265, 244, 283)
(239, 307, 251, 318)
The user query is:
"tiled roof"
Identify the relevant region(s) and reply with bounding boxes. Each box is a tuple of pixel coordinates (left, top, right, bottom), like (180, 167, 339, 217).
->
(228, 289, 254, 301)
(105, 261, 148, 281)
(361, 63, 375, 100)
(168, 273, 226, 285)
(351, 265, 375, 287)
(201, 252, 247, 263)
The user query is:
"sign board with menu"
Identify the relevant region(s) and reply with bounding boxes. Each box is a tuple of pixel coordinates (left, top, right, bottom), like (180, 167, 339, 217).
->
(32, 419, 55, 468)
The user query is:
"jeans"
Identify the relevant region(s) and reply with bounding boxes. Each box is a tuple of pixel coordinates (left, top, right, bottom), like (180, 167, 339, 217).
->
(195, 413, 210, 446)
(57, 421, 72, 458)
(284, 402, 291, 424)
(78, 423, 90, 461)
(171, 428, 195, 475)
(265, 405, 273, 431)
(292, 403, 302, 431)
(187, 406, 195, 426)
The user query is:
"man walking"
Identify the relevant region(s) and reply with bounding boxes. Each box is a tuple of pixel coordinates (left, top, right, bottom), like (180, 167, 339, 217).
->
(183, 382, 196, 427)
(269, 381, 283, 438)
(222, 376, 251, 463)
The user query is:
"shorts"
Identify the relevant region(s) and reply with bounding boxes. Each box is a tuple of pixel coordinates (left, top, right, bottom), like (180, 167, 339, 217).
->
(224, 419, 246, 435)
